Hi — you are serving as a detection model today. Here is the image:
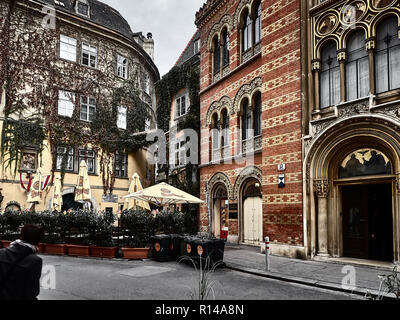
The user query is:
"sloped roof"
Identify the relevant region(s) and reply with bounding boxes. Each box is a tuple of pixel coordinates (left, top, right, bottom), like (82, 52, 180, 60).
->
(38, 0, 134, 39)
(175, 30, 201, 67)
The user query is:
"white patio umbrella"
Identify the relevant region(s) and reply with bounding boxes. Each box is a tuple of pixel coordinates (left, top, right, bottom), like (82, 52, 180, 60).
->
(51, 174, 63, 212)
(75, 160, 92, 209)
(124, 173, 151, 211)
(123, 182, 204, 206)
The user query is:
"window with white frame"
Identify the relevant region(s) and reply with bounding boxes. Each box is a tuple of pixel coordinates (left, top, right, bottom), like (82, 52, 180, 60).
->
(58, 90, 75, 117)
(117, 55, 128, 79)
(56, 147, 74, 172)
(175, 94, 187, 118)
(114, 153, 128, 178)
(117, 106, 127, 129)
(78, 149, 96, 174)
(81, 43, 97, 68)
(144, 74, 151, 95)
(174, 138, 186, 167)
(80, 96, 96, 122)
(76, 1, 89, 16)
(194, 39, 200, 54)
(60, 35, 77, 62)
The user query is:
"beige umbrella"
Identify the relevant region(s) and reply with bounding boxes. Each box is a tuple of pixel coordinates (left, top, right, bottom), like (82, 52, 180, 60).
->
(75, 160, 92, 203)
(27, 168, 50, 203)
(51, 174, 63, 212)
(123, 182, 204, 206)
(124, 173, 151, 211)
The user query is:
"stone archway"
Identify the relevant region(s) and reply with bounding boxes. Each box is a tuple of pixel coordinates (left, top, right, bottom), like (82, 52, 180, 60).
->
(304, 116, 400, 263)
(46, 187, 99, 212)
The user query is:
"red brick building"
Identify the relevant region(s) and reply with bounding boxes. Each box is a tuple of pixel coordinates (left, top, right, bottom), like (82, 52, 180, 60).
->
(196, 0, 304, 258)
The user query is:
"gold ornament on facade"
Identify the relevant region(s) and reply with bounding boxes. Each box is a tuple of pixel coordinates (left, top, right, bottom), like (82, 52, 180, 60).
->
(371, 0, 396, 10)
(317, 13, 339, 36)
(341, 1, 367, 25)
(314, 179, 329, 198)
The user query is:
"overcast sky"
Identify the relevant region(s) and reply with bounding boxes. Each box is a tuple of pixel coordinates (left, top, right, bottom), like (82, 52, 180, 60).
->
(101, 0, 205, 78)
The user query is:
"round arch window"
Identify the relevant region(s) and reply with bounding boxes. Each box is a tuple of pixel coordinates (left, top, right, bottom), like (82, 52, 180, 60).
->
(339, 149, 392, 178)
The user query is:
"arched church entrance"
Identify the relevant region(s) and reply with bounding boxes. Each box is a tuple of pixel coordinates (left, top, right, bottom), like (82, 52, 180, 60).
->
(339, 149, 393, 261)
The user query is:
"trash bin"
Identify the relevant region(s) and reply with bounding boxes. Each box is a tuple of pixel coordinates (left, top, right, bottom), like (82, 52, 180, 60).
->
(181, 235, 198, 262)
(194, 238, 214, 267)
(210, 238, 225, 267)
(151, 234, 172, 262)
(170, 234, 183, 260)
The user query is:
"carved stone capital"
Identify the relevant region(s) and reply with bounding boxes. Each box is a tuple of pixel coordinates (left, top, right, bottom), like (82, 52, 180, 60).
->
(314, 179, 329, 198)
(312, 59, 321, 72)
(337, 50, 346, 62)
(366, 38, 375, 51)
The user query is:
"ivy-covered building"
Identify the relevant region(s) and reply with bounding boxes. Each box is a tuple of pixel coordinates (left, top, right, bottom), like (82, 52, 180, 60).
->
(154, 30, 201, 218)
(0, 0, 160, 213)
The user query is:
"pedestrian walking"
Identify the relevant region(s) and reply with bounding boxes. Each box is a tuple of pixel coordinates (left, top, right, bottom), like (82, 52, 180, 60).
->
(0, 224, 44, 300)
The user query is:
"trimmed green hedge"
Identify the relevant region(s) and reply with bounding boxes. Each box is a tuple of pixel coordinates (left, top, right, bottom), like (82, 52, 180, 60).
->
(0, 208, 197, 247)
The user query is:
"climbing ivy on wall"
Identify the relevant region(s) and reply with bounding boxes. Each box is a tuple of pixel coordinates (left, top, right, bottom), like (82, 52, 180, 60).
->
(0, 1, 152, 194)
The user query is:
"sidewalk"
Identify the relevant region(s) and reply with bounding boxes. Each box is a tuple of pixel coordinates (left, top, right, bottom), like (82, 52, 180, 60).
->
(223, 243, 398, 299)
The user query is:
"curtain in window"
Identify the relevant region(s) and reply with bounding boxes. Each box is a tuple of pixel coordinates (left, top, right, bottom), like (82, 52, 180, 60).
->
(242, 100, 252, 140)
(213, 37, 221, 75)
(254, 2, 262, 44)
(222, 30, 230, 67)
(320, 42, 340, 108)
(212, 115, 220, 150)
(243, 13, 252, 52)
(253, 93, 262, 136)
(376, 17, 400, 93)
(221, 110, 229, 147)
(346, 31, 369, 101)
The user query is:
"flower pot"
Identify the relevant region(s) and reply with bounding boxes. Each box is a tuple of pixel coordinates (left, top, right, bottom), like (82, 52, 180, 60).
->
(1, 240, 12, 248)
(122, 247, 150, 260)
(44, 244, 67, 256)
(66, 245, 91, 257)
(90, 246, 117, 259)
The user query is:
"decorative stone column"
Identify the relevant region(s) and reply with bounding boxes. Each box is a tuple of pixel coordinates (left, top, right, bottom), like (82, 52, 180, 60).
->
(366, 38, 376, 96)
(314, 179, 329, 256)
(311, 59, 321, 115)
(337, 50, 346, 103)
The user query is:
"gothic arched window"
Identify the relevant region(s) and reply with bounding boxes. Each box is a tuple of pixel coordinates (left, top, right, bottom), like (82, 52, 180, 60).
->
(222, 29, 230, 68)
(253, 92, 262, 136)
(375, 17, 400, 94)
(221, 109, 229, 147)
(242, 11, 252, 52)
(213, 36, 221, 75)
(254, 2, 262, 44)
(241, 99, 252, 140)
(320, 42, 340, 108)
(346, 30, 370, 101)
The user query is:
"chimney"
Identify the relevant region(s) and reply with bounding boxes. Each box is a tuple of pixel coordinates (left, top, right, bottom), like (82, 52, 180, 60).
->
(143, 32, 155, 61)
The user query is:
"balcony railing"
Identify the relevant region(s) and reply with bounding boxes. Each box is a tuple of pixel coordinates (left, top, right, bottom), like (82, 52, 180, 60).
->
(242, 136, 262, 154)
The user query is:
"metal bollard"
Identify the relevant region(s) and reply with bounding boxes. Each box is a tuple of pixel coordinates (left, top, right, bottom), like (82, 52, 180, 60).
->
(265, 236, 270, 272)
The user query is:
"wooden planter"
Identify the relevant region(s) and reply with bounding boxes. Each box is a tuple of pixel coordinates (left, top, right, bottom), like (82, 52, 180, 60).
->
(44, 244, 67, 256)
(90, 246, 117, 259)
(0, 240, 12, 248)
(37, 243, 45, 253)
(66, 245, 91, 257)
(122, 248, 150, 260)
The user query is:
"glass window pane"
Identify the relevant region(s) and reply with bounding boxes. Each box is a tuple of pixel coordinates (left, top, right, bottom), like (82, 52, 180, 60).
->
(358, 56, 370, 97)
(376, 50, 388, 93)
(320, 71, 330, 108)
(346, 61, 357, 101)
(389, 46, 400, 90)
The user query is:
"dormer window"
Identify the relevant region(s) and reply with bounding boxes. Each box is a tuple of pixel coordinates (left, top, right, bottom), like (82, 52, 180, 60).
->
(76, 1, 89, 17)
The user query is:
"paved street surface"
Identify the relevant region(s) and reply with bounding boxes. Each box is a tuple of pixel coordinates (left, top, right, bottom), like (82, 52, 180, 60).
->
(223, 244, 397, 297)
(38, 254, 362, 300)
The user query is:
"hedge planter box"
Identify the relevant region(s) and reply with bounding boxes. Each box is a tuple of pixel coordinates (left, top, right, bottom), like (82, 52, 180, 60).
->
(67, 245, 91, 257)
(1, 240, 12, 248)
(122, 248, 150, 260)
(44, 244, 67, 256)
(90, 246, 117, 259)
(37, 243, 45, 253)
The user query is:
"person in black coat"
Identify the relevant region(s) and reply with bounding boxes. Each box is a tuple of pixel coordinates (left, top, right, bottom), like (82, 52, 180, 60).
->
(0, 224, 44, 300)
